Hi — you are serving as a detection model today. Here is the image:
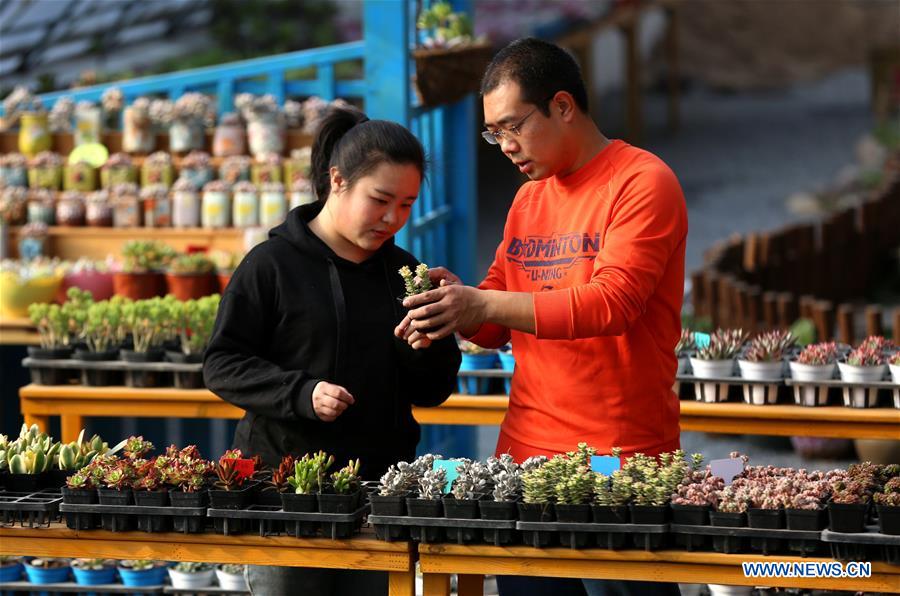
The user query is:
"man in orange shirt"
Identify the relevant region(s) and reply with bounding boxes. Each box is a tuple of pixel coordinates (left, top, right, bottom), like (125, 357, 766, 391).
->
(396, 38, 686, 596)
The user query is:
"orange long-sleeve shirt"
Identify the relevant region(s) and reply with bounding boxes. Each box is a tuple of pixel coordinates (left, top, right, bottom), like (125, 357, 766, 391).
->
(467, 140, 687, 461)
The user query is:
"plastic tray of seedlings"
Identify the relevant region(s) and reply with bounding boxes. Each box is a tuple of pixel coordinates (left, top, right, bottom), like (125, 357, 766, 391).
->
(207, 502, 369, 539)
(0, 489, 62, 527)
(59, 501, 208, 533)
(515, 520, 668, 551)
(821, 525, 900, 564)
(669, 524, 823, 557)
(368, 512, 517, 545)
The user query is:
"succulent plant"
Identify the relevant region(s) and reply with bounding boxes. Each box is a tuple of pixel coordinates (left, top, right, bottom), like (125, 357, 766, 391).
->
(168, 253, 216, 275)
(671, 469, 725, 508)
(287, 451, 334, 495)
(522, 465, 555, 504)
(796, 342, 839, 366)
(399, 263, 433, 297)
(102, 459, 136, 491)
(890, 352, 900, 366)
(330, 459, 361, 495)
(120, 560, 157, 571)
(214, 456, 246, 491)
(133, 459, 165, 492)
(72, 558, 112, 570)
(5, 424, 61, 475)
(219, 563, 245, 575)
(121, 240, 176, 273)
(123, 436, 154, 460)
(487, 453, 522, 502)
(417, 467, 447, 500)
(675, 329, 696, 355)
(377, 462, 417, 497)
(28, 302, 70, 350)
(173, 562, 212, 573)
(264, 455, 295, 494)
(451, 459, 489, 500)
(57, 429, 120, 471)
(845, 344, 885, 367)
(874, 477, 900, 507)
(860, 335, 893, 352)
(716, 486, 749, 513)
(554, 464, 594, 505)
(695, 328, 748, 361)
(742, 330, 795, 363)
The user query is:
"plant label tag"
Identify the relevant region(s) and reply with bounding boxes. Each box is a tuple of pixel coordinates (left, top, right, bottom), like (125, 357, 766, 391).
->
(590, 455, 620, 476)
(432, 459, 460, 495)
(233, 459, 255, 480)
(710, 458, 744, 485)
(693, 332, 711, 349)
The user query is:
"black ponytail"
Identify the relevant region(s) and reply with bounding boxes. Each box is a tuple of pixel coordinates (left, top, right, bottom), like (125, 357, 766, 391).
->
(310, 106, 426, 202)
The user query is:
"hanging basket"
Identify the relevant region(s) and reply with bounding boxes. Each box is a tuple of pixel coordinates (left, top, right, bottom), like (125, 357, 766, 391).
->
(412, 42, 494, 108)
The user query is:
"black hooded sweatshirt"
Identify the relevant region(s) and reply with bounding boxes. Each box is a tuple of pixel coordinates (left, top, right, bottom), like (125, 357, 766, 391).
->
(203, 202, 461, 480)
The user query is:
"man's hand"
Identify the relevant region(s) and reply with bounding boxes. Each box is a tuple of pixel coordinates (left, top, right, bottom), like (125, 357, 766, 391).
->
(402, 283, 486, 344)
(426, 266, 462, 287)
(311, 381, 355, 422)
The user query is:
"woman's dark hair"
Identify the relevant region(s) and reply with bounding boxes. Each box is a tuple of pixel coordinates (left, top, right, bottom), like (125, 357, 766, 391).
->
(481, 37, 589, 116)
(310, 107, 426, 202)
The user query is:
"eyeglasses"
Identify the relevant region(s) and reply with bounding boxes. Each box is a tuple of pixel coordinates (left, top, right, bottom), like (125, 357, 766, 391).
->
(481, 107, 538, 145)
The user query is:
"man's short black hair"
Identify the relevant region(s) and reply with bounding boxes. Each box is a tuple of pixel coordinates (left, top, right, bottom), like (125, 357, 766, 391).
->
(480, 37, 589, 116)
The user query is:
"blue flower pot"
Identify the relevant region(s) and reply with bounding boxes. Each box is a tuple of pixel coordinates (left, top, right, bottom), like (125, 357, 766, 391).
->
(0, 561, 23, 582)
(458, 352, 499, 394)
(24, 561, 71, 584)
(498, 351, 515, 394)
(119, 565, 167, 587)
(72, 565, 117, 585)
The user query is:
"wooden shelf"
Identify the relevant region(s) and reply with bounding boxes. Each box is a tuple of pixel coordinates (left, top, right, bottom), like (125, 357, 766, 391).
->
(7, 226, 246, 260)
(18, 385, 900, 443)
(0, 316, 39, 345)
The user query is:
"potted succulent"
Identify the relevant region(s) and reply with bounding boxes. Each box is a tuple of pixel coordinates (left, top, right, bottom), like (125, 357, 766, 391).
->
(231, 181, 259, 228)
(165, 253, 217, 300)
(132, 458, 172, 533)
(259, 454, 294, 505)
(784, 471, 833, 531)
(828, 462, 877, 533)
(26, 301, 73, 385)
(408, 466, 447, 543)
(670, 453, 719, 525)
(100, 152, 137, 189)
(480, 454, 521, 545)
(219, 155, 251, 185)
(201, 180, 232, 228)
(250, 152, 283, 186)
(838, 339, 887, 408)
(675, 329, 696, 375)
(63, 456, 107, 530)
(169, 562, 215, 589)
(56, 429, 118, 488)
(97, 457, 137, 531)
(690, 329, 747, 402)
(210, 250, 240, 293)
(282, 451, 333, 537)
(443, 458, 489, 543)
(0, 556, 24, 582)
(140, 151, 175, 187)
(170, 95, 210, 154)
(120, 297, 171, 387)
(518, 456, 557, 547)
(370, 461, 417, 541)
(163, 444, 213, 533)
(23, 557, 71, 584)
(413, 2, 492, 107)
(118, 559, 168, 587)
(71, 558, 117, 586)
(738, 330, 794, 405)
(554, 461, 596, 548)
(874, 476, 900, 535)
(114, 240, 175, 299)
(209, 449, 254, 521)
(790, 342, 838, 406)
(4, 423, 60, 492)
(320, 458, 363, 538)
(216, 563, 248, 591)
(27, 151, 64, 190)
(76, 298, 124, 386)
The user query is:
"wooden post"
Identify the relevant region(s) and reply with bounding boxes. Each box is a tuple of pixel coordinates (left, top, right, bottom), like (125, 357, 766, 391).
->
(813, 301, 835, 343)
(733, 282, 748, 332)
(704, 271, 720, 329)
(762, 291, 778, 330)
(691, 271, 706, 318)
(799, 295, 816, 321)
(776, 293, 797, 329)
(746, 286, 761, 335)
(837, 304, 855, 345)
(865, 306, 883, 338)
(718, 275, 736, 328)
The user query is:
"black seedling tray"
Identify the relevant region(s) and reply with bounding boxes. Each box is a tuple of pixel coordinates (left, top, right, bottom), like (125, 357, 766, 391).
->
(369, 514, 516, 545)
(208, 503, 369, 539)
(516, 521, 668, 551)
(0, 490, 62, 527)
(670, 523, 823, 556)
(821, 526, 900, 563)
(60, 502, 206, 534)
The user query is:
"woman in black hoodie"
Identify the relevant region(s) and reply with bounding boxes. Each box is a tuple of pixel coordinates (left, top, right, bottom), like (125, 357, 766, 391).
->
(203, 107, 461, 595)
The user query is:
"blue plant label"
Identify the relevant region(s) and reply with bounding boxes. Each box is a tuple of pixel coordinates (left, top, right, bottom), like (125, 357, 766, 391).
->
(590, 455, 621, 476)
(710, 458, 744, 485)
(693, 332, 711, 349)
(433, 459, 460, 494)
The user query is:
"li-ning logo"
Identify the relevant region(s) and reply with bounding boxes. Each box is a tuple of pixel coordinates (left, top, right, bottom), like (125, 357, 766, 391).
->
(506, 232, 600, 282)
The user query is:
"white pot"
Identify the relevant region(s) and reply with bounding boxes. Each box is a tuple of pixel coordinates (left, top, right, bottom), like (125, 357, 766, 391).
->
(837, 362, 887, 383)
(216, 568, 248, 591)
(690, 358, 734, 380)
(737, 359, 783, 381)
(168, 568, 215, 589)
(707, 585, 753, 596)
(889, 363, 900, 385)
(789, 361, 834, 406)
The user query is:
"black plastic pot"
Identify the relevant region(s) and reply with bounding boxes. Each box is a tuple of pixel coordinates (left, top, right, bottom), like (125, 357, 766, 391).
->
(478, 499, 517, 545)
(876, 504, 900, 536)
(710, 510, 747, 554)
(590, 504, 629, 550)
(167, 351, 205, 389)
(671, 504, 710, 550)
(169, 489, 208, 533)
(319, 491, 362, 539)
(121, 349, 165, 388)
(133, 489, 171, 533)
(828, 501, 868, 534)
(369, 494, 409, 541)
(407, 497, 445, 543)
(443, 497, 480, 544)
(786, 508, 827, 531)
(628, 504, 668, 550)
(61, 487, 99, 530)
(554, 503, 592, 549)
(75, 349, 122, 386)
(97, 488, 135, 532)
(747, 508, 785, 553)
(27, 346, 73, 385)
(209, 484, 255, 535)
(281, 492, 319, 538)
(7, 473, 43, 493)
(519, 502, 556, 548)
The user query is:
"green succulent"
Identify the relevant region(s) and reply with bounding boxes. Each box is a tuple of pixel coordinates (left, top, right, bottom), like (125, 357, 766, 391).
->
(27, 302, 70, 350)
(330, 458, 361, 495)
(122, 240, 176, 273)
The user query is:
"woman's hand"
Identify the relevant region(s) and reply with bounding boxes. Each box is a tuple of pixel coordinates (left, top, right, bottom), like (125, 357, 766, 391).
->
(312, 381, 355, 422)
